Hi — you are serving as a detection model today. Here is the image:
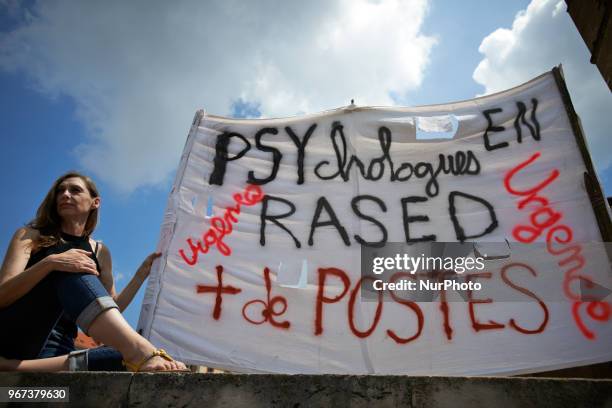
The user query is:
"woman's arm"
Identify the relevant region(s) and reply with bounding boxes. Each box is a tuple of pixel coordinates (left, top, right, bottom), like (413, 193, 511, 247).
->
(0, 228, 99, 309)
(95, 242, 116, 298)
(0, 228, 52, 308)
(97, 244, 159, 312)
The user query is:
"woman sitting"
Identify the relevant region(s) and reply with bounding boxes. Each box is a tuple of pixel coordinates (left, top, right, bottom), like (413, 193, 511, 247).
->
(0, 172, 186, 372)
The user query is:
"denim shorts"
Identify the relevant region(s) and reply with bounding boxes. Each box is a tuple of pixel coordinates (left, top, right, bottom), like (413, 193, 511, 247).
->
(37, 326, 76, 358)
(38, 319, 125, 371)
(0, 271, 118, 360)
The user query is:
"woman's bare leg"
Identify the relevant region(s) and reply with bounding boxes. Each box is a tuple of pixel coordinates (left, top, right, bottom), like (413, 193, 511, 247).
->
(87, 309, 185, 371)
(0, 355, 68, 372)
(0, 309, 185, 372)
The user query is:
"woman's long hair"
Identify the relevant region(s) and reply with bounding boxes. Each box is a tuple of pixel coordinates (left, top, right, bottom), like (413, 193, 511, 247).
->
(28, 172, 100, 248)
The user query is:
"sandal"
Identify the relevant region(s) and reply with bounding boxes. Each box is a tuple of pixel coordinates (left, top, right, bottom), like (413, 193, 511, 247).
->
(123, 349, 189, 372)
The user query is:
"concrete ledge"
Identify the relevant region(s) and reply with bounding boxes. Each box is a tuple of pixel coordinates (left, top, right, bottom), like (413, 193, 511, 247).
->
(1, 373, 611, 407)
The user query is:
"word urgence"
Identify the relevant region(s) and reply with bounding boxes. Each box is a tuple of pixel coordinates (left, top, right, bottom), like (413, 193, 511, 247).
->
(504, 151, 610, 340)
(179, 184, 264, 265)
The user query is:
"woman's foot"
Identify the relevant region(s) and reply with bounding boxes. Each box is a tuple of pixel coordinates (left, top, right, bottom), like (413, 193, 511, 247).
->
(138, 355, 187, 372)
(88, 309, 187, 372)
(123, 348, 187, 372)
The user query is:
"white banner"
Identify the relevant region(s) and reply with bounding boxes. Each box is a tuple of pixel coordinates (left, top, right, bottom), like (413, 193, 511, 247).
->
(138, 70, 612, 375)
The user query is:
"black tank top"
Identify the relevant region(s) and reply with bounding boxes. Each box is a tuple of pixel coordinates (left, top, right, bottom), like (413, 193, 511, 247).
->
(26, 232, 100, 271)
(26, 231, 101, 342)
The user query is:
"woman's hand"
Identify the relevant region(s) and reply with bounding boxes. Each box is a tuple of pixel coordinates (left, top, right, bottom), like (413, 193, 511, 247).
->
(47, 249, 99, 276)
(135, 252, 161, 280)
(110, 251, 160, 312)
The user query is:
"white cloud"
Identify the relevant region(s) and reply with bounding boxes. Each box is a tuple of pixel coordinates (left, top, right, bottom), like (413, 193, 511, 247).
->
(473, 0, 612, 173)
(0, 0, 435, 192)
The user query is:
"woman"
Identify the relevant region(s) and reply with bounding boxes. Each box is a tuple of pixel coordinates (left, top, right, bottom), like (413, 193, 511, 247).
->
(0, 172, 186, 372)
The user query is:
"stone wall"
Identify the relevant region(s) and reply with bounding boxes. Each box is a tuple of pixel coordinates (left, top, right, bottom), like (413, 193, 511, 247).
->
(1, 373, 611, 407)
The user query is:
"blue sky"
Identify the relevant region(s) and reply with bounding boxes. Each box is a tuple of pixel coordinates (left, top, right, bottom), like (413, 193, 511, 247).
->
(1, 0, 610, 329)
